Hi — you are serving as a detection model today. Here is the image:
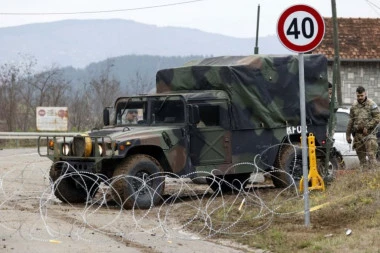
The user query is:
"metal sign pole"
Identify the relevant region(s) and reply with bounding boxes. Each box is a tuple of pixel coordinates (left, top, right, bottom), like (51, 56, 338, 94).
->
(298, 53, 310, 226)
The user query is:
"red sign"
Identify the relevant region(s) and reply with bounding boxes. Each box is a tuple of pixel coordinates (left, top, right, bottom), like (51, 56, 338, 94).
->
(277, 5, 325, 53)
(36, 107, 68, 131)
(38, 109, 46, 117)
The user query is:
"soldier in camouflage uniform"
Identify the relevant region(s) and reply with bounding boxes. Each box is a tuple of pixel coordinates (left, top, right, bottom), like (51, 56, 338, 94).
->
(346, 86, 380, 169)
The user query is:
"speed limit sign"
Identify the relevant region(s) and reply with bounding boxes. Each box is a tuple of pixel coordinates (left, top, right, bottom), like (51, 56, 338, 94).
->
(277, 5, 325, 53)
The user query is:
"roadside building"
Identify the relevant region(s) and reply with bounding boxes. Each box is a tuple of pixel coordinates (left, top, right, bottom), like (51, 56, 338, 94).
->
(313, 18, 380, 105)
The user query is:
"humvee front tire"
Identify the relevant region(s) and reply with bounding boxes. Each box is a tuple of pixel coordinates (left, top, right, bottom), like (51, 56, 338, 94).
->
(111, 154, 165, 209)
(272, 144, 302, 188)
(50, 166, 99, 203)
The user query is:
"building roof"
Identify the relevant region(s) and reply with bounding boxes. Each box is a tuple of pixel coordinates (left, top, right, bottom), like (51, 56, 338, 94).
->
(313, 18, 380, 60)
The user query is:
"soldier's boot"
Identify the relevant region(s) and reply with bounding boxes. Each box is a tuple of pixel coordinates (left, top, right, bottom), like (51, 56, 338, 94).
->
(368, 158, 378, 170)
(356, 145, 367, 170)
(357, 155, 368, 171)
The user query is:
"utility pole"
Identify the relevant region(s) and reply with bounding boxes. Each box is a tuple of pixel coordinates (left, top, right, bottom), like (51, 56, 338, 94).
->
(331, 0, 342, 105)
(325, 0, 341, 171)
(254, 4, 260, 54)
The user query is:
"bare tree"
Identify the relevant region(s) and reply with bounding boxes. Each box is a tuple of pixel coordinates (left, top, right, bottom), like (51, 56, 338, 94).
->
(127, 71, 154, 95)
(86, 61, 121, 127)
(0, 56, 123, 132)
(0, 55, 36, 131)
(67, 84, 93, 131)
(31, 65, 71, 107)
(15, 64, 71, 131)
(0, 69, 18, 131)
(66, 61, 120, 131)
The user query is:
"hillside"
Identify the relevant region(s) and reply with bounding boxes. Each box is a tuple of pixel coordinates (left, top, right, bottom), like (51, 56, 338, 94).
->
(0, 19, 290, 68)
(60, 54, 204, 94)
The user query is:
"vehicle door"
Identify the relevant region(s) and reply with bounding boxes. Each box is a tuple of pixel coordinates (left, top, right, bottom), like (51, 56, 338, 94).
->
(189, 100, 232, 165)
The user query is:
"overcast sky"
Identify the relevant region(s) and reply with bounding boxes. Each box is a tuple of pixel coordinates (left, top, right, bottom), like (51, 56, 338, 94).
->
(0, 0, 379, 38)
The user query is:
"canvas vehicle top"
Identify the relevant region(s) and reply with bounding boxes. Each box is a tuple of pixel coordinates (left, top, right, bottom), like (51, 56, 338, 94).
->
(156, 54, 329, 130)
(38, 54, 340, 209)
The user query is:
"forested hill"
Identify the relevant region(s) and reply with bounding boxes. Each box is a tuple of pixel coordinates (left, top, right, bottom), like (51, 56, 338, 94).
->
(60, 54, 204, 94)
(0, 19, 288, 68)
(0, 19, 291, 132)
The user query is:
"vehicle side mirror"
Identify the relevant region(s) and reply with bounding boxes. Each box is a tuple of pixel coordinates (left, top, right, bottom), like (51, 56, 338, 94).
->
(103, 107, 110, 126)
(188, 104, 200, 125)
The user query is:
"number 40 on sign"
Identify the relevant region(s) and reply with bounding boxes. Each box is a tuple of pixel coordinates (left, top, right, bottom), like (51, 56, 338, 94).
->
(277, 5, 325, 53)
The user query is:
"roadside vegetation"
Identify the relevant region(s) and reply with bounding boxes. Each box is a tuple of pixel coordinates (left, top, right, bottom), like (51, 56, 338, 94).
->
(0, 54, 201, 133)
(178, 169, 380, 252)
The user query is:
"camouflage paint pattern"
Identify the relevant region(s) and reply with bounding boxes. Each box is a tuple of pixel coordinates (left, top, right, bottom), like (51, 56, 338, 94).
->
(39, 54, 330, 179)
(156, 54, 329, 174)
(156, 54, 329, 130)
(346, 98, 380, 167)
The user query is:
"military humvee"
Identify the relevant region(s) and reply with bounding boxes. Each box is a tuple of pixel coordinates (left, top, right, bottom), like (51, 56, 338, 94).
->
(38, 54, 342, 209)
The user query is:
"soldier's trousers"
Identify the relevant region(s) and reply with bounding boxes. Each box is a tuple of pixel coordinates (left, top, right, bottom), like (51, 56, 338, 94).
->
(353, 133, 378, 168)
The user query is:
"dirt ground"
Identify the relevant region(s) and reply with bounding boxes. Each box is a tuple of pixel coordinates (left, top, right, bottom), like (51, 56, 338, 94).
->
(0, 148, 265, 253)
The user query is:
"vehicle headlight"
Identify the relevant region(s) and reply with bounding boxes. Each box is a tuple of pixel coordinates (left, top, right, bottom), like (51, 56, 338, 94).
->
(98, 144, 103, 156)
(62, 143, 70, 155)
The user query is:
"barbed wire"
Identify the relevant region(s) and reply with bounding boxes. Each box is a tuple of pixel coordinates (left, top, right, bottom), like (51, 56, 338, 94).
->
(0, 144, 310, 245)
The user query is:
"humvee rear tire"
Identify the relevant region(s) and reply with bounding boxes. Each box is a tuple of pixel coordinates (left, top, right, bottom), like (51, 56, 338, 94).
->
(317, 155, 344, 183)
(111, 154, 165, 209)
(50, 166, 99, 203)
(273, 144, 343, 188)
(272, 144, 303, 188)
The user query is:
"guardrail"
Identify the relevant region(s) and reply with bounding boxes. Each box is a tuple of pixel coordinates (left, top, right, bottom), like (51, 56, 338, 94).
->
(0, 132, 85, 148)
(0, 132, 82, 139)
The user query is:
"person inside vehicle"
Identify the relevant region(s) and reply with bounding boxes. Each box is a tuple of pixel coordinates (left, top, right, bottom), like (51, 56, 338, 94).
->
(346, 86, 380, 169)
(125, 109, 138, 124)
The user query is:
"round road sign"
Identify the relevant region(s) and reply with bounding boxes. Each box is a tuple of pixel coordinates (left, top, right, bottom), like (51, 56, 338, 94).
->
(277, 4, 325, 53)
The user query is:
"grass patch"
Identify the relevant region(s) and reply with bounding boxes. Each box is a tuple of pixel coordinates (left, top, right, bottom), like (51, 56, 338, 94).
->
(176, 169, 380, 252)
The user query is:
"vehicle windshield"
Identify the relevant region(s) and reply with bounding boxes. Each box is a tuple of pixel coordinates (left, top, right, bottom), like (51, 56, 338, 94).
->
(114, 95, 185, 126)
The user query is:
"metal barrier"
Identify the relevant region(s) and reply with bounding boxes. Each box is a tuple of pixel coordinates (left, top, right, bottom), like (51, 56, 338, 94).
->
(0, 132, 82, 139)
(0, 132, 82, 148)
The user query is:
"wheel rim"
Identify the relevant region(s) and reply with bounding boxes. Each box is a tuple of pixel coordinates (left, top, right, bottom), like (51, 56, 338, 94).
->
(317, 160, 335, 181)
(131, 170, 152, 195)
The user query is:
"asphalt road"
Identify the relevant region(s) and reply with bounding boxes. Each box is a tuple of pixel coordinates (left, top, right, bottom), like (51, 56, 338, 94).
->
(0, 148, 262, 253)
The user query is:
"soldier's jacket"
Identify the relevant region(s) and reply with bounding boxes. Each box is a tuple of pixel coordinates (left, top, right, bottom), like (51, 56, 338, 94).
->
(346, 98, 380, 138)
